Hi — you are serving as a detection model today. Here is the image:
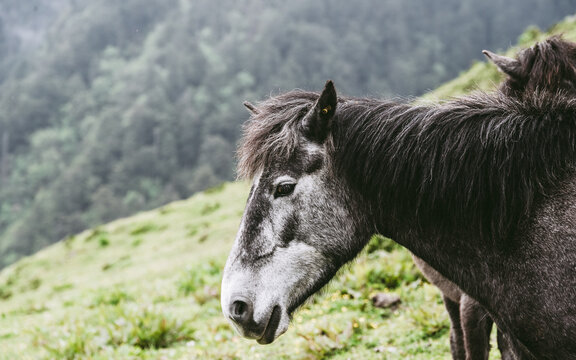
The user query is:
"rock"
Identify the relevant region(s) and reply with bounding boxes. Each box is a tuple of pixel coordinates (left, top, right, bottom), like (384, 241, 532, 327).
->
(372, 292, 401, 309)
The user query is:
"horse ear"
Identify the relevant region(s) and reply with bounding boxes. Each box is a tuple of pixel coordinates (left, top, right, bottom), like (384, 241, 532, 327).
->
(483, 50, 522, 79)
(302, 80, 337, 143)
(243, 101, 259, 115)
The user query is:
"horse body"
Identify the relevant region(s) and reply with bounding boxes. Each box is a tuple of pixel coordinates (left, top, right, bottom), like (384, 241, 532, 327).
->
(412, 36, 576, 360)
(222, 40, 576, 358)
(407, 183, 576, 359)
(330, 93, 576, 359)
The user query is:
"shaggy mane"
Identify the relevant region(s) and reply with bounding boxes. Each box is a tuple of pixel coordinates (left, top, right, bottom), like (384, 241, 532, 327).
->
(237, 90, 319, 179)
(238, 88, 576, 243)
(333, 92, 576, 242)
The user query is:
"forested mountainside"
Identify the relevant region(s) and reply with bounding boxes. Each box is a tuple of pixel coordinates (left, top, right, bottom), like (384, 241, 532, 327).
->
(0, 0, 573, 267)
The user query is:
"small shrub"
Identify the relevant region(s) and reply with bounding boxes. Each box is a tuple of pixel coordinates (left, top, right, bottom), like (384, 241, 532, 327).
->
(296, 317, 368, 358)
(85, 228, 111, 247)
(0, 284, 12, 299)
(33, 304, 196, 357)
(177, 259, 222, 304)
(99, 236, 110, 247)
(34, 322, 97, 360)
(5, 273, 17, 287)
(105, 304, 196, 349)
(63, 300, 76, 307)
(91, 288, 134, 307)
(365, 234, 400, 253)
(11, 303, 48, 315)
(0, 332, 15, 340)
(86, 228, 107, 242)
(101, 255, 131, 272)
(53, 283, 74, 292)
(128, 309, 192, 348)
(203, 182, 225, 194)
(364, 250, 422, 290)
(159, 206, 172, 215)
(63, 235, 76, 249)
(27, 277, 42, 291)
(178, 274, 201, 296)
(518, 25, 542, 46)
(200, 202, 220, 216)
(408, 304, 450, 339)
(130, 223, 165, 236)
(186, 225, 199, 238)
(153, 293, 174, 303)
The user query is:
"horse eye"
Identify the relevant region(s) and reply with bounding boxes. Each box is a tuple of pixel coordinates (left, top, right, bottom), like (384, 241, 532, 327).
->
(274, 183, 296, 198)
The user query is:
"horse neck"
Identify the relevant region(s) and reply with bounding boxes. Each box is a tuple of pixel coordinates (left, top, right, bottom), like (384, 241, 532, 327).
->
(330, 95, 576, 248)
(330, 100, 436, 239)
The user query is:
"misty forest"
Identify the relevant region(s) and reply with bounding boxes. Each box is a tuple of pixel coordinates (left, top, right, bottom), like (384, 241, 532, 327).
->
(0, 0, 573, 268)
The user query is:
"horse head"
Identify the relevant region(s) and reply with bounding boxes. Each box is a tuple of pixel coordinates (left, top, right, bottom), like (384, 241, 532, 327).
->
(483, 36, 576, 98)
(221, 81, 369, 344)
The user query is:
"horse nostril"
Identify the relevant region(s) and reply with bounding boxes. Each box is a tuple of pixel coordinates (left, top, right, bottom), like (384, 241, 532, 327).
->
(233, 300, 247, 316)
(229, 297, 253, 325)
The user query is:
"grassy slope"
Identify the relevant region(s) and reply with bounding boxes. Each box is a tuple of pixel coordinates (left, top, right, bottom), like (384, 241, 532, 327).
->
(2, 15, 576, 360)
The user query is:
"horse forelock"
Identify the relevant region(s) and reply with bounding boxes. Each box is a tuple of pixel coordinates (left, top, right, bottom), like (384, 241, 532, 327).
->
(237, 90, 320, 179)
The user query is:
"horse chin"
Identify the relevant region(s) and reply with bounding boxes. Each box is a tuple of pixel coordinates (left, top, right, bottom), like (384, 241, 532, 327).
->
(256, 305, 289, 344)
(226, 302, 290, 344)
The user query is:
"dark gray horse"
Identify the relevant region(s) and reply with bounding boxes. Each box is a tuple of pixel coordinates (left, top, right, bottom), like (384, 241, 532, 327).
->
(413, 35, 576, 360)
(221, 53, 576, 360)
(484, 35, 576, 100)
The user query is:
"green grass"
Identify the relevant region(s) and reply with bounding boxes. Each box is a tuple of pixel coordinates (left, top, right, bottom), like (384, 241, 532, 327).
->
(4, 16, 576, 359)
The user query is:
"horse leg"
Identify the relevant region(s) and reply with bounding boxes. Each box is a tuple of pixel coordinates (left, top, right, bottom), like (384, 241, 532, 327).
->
(497, 330, 517, 360)
(460, 294, 492, 360)
(443, 295, 466, 360)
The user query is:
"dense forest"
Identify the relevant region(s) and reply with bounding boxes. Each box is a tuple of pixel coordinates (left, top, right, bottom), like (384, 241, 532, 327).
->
(0, 0, 573, 268)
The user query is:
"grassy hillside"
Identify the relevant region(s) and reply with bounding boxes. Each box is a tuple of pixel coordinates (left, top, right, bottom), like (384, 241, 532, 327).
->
(2, 15, 576, 360)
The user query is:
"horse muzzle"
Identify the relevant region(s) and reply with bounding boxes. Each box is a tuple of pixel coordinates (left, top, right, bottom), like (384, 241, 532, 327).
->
(223, 292, 288, 344)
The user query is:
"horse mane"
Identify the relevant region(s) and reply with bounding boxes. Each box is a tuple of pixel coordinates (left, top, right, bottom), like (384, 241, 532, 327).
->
(237, 90, 326, 179)
(333, 92, 576, 242)
(501, 35, 576, 99)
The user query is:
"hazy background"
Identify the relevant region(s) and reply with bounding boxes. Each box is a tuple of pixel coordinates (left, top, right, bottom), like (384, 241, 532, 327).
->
(0, 0, 573, 268)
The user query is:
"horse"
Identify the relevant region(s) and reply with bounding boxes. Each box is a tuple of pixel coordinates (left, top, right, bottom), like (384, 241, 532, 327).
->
(483, 35, 576, 100)
(221, 63, 576, 360)
(411, 35, 576, 360)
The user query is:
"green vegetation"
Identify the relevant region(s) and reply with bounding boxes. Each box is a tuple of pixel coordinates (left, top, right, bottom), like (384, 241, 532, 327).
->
(0, 0, 573, 268)
(33, 304, 196, 358)
(0, 182, 248, 359)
